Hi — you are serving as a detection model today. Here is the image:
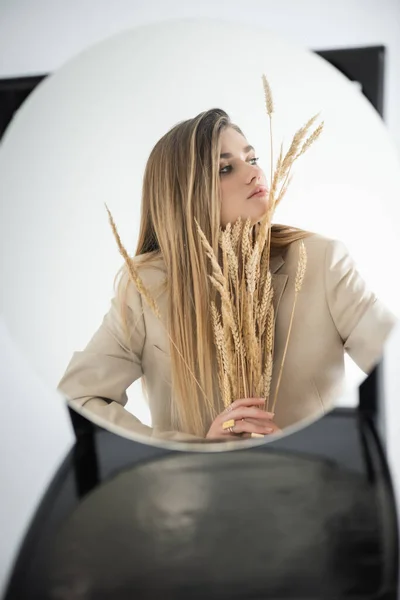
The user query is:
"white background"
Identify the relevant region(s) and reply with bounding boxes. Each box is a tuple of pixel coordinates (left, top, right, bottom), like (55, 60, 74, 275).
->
(0, 1, 400, 596)
(0, 0, 399, 151)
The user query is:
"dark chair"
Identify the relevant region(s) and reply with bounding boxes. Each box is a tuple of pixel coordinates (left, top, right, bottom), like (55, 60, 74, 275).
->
(4, 363, 399, 599)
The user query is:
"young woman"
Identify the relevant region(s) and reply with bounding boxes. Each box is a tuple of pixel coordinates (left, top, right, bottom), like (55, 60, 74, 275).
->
(57, 108, 396, 443)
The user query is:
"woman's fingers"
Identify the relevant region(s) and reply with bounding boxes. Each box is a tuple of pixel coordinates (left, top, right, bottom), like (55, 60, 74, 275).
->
(225, 398, 274, 417)
(221, 406, 274, 425)
(231, 419, 279, 436)
(205, 399, 277, 440)
(242, 418, 282, 434)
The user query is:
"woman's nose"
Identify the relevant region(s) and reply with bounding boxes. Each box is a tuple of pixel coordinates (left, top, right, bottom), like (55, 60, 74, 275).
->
(248, 168, 262, 184)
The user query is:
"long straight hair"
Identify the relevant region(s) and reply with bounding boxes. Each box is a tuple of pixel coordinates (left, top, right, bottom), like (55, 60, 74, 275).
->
(116, 108, 310, 437)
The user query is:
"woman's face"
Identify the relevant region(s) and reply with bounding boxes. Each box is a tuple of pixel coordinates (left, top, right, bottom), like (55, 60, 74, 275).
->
(218, 126, 269, 228)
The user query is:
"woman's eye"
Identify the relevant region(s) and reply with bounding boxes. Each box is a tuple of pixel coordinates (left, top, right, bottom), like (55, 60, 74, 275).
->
(219, 157, 259, 175)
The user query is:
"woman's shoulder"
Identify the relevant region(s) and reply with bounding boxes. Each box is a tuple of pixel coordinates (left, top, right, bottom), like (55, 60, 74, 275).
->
(287, 231, 345, 255)
(283, 232, 350, 273)
(116, 251, 167, 302)
(131, 251, 166, 273)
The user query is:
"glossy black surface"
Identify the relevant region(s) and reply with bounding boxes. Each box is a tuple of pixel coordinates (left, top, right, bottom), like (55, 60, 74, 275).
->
(4, 407, 399, 600)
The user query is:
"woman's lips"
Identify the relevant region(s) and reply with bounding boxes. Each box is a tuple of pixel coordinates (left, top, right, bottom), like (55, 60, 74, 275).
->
(247, 186, 268, 199)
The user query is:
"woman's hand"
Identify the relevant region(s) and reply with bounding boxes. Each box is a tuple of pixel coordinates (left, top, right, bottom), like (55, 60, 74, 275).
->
(205, 397, 281, 440)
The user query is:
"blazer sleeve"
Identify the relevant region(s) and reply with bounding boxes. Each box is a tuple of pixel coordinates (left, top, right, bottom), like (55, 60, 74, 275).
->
(324, 238, 397, 374)
(57, 273, 203, 443)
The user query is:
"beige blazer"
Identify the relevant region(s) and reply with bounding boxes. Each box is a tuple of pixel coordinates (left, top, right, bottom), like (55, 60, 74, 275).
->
(57, 234, 397, 442)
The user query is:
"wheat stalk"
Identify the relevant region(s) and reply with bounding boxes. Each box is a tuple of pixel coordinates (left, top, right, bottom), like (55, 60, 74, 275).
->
(275, 175, 293, 208)
(105, 203, 218, 418)
(271, 241, 307, 412)
(202, 77, 315, 410)
(268, 143, 283, 204)
(201, 72, 320, 411)
(105, 204, 161, 319)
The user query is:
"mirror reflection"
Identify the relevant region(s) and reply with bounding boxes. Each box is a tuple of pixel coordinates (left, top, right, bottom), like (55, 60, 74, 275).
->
(1, 19, 399, 448)
(57, 103, 396, 443)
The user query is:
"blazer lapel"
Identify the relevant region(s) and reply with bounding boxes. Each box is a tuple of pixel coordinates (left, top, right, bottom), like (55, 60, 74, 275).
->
(270, 254, 288, 319)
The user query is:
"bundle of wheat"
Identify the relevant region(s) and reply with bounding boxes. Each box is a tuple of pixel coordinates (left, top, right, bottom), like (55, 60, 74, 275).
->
(194, 75, 321, 411)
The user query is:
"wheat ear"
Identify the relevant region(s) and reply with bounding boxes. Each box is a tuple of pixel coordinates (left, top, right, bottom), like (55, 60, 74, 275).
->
(262, 74, 274, 188)
(105, 204, 161, 319)
(211, 301, 232, 407)
(208, 275, 243, 361)
(296, 121, 325, 159)
(194, 218, 226, 288)
(280, 113, 320, 183)
(262, 301, 275, 410)
(276, 117, 324, 207)
(231, 216, 243, 253)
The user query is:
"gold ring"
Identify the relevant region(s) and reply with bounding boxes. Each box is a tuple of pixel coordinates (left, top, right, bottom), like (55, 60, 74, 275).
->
(222, 419, 235, 431)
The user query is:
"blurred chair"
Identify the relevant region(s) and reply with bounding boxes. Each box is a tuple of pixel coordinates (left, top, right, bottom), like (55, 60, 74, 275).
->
(3, 363, 399, 600)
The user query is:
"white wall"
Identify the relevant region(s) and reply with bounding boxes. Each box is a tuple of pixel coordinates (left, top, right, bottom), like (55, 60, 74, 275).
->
(0, 0, 399, 152)
(0, 0, 399, 592)
(0, 317, 74, 598)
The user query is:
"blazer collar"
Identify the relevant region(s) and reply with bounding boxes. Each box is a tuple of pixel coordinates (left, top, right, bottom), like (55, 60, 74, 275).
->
(270, 251, 288, 317)
(269, 253, 285, 274)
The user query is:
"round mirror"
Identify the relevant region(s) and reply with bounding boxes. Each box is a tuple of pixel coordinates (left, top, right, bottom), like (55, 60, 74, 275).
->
(0, 19, 398, 450)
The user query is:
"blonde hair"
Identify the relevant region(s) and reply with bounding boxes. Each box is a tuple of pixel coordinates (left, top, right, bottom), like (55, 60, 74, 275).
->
(116, 108, 310, 437)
